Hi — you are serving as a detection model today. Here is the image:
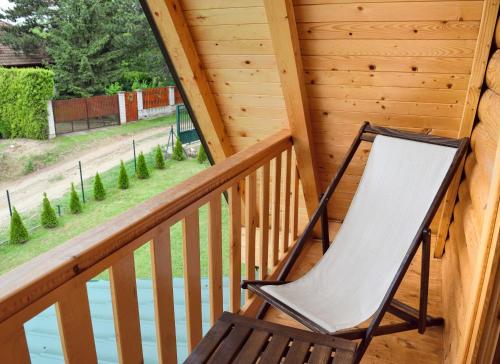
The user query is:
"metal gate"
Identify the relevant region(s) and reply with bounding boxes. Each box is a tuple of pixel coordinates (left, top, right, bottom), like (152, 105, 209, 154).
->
(53, 95, 120, 135)
(176, 104, 198, 144)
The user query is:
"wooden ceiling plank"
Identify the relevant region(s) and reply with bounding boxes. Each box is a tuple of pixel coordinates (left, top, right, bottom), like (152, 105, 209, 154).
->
(435, 0, 499, 258)
(263, 0, 320, 217)
(142, 0, 234, 163)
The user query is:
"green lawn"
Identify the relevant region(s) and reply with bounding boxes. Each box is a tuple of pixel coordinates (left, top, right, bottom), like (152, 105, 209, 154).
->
(0, 153, 231, 278)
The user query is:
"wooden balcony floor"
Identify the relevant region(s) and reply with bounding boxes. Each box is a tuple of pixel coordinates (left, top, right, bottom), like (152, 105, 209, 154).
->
(262, 223, 444, 364)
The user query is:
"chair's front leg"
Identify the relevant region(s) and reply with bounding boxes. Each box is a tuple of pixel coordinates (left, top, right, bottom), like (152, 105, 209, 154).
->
(320, 193, 330, 254)
(419, 227, 431, 334)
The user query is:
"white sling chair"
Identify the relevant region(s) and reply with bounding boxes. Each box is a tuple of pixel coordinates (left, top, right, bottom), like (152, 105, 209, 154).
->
(242, 122, 468, 363)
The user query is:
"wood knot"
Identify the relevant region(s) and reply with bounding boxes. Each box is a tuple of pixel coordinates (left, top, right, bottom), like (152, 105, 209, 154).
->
(368, 64, 376, 70)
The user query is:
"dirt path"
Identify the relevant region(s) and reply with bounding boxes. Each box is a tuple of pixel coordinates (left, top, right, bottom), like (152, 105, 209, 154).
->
(0, 126, 173, 227)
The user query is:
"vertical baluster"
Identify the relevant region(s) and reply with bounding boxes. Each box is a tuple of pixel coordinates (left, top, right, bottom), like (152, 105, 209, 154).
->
(182, 210, 202, 352)
(291, 153, 300, 241)
(150, 225, 177, 363)
(282, 148, 292, 253)
(271, 154, 282, 265)
(245, 172, 257, 300)
(208, 194, 223, 324)
(56, 284, 98, 363)
(260, 163, 271, 279)
(0, 325, 31, 364)
(229, 184, 242, 313)
(110, 254, 143, 364)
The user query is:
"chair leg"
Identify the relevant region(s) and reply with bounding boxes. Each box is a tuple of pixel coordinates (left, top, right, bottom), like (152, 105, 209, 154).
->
(419, 228, 431, 334)
(320, 193, 330, 254)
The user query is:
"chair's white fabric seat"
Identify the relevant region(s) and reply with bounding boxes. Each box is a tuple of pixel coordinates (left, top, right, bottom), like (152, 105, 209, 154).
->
(262, 135, 456, 333)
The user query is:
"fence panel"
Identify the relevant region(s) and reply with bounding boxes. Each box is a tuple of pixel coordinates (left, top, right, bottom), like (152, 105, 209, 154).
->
(143, 87, 168, 109)
(176, 104, 198, 144)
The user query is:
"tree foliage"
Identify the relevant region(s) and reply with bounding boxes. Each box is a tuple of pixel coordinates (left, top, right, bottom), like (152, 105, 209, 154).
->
(10, 207, 29, 244)
(154, 145, 166, 169)
(69, 183, 82, 214)
(1, 0, 169, 98)
(118, 160, 130, 189)
(136, 152, 150, 179)
(93, 172, 106, 201)
(40, 192, 58, 228)
(172, 138, 186, 161)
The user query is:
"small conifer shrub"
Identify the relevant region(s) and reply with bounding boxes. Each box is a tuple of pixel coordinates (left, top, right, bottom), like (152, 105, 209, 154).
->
(154, 145, 166, 169)
(40, 193, 58, 228)
(118, 161, 130, 189)
(69, 183, 82, 214)
(197, 144, 208, 164)
(10, 208, 29, 244)
(136, 152, 150, 179)
(93, 172, 106, 201)
(172, 138, 186, 161)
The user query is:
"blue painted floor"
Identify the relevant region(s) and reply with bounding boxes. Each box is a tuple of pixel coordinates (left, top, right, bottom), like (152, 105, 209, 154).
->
(25, 278, 244, 363)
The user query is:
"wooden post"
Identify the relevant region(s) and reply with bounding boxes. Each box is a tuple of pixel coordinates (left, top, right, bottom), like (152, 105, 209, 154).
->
(208, 194, 223, 324)
(229, 184, 242, 313)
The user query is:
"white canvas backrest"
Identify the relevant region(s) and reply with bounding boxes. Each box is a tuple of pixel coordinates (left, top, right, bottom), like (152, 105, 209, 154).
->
(262, 135, 457, 333)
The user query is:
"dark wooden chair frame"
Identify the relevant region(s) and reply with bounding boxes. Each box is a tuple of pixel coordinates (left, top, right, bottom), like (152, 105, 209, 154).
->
(242, 122, 469, 364)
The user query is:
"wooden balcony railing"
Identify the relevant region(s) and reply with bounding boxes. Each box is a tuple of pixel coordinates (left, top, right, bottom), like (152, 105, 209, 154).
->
(0, 130, 299, 363)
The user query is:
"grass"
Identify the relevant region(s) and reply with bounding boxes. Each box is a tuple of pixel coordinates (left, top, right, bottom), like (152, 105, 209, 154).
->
(0, 152, 231, 279)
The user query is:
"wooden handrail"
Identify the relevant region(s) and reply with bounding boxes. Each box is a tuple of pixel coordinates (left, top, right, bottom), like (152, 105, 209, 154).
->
(0, 130, 292, 327)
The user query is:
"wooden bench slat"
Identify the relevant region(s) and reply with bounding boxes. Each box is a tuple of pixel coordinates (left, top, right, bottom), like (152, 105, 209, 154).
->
(185, 319, 232, 364)
(334, 348, 356, 364)
(207, 325, 252, 364)
(150, 226, 177, 363)
(109, 254, 143, 364)
(208, 194, 223, 324)
(309, 344, 333, 364)
(234, 329, 270, 363)
(284, 340, 311, 364)
(56, 284, 98, 364)
(259, 334, 290, 363)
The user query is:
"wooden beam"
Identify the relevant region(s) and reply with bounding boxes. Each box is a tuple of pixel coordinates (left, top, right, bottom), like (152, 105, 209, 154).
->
(435, 0, 499, 257)
(142, 0, 234, 163)
(263, 0, 320, 217)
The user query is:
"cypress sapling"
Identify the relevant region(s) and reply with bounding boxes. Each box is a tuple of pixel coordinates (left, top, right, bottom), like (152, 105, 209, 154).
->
(40, 193, 58, 228)
(154, 145, 166, 169)
(69, 183, 83, 214)
(10, 207, 29, 244)
(118, 160, 130, 189)
(94, 172, 106, 201)
(197, 144, 207, 164)
(172, 138, 186, 161)
(136, 152, 150, 179)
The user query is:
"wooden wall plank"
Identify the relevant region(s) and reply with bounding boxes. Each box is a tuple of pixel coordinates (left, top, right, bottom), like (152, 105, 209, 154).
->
(182, 210, 202, 352)
(264, 0, 321, 218)
(56, 284, 98, 364)
(435, 0, 500, 257)
(110, 254, 143, 364)
(208, 194, 223, 324)
(144, 0, 234, 162)
(150, 226, 177, 364)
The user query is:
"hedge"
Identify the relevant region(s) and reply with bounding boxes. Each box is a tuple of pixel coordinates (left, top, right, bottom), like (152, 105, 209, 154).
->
(0, 67, 54, 139)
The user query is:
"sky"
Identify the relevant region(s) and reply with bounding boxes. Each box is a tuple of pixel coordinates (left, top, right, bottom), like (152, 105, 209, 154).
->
(0, 0, 11, 12)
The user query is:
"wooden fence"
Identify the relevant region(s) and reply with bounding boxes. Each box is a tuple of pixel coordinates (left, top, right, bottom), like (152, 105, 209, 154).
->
(143, 87, 169, 109)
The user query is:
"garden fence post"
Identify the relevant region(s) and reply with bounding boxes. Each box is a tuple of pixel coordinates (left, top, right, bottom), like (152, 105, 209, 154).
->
(47, 100, 56, 139)
(79, 161, 86, 203)
(57, 205, 61, 217)
(6, 190, 12, 217)
(118, 91, 127, 124)
(169, 86, 175, 106)
(133, 140, 137, 172)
